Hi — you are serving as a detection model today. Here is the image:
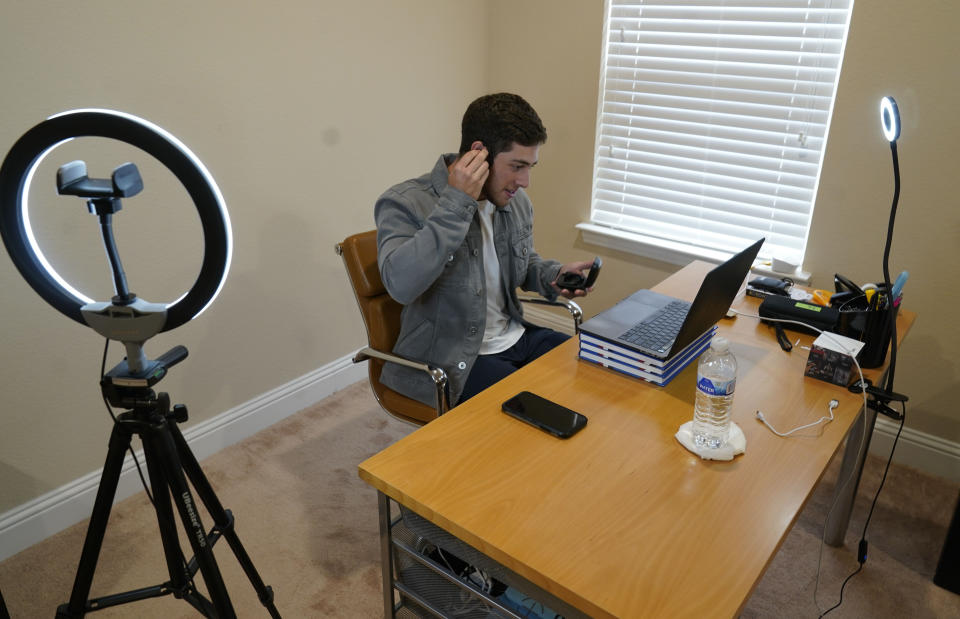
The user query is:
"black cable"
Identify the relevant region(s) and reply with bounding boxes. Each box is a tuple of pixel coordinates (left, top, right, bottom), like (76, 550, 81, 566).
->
(99, 347, 199, 595)
(99, 339, 117, 423)
(819, 139, 905, 615)
(100, 338, 155, 507)
(818, 563, 864, 618)
(859, 402, 907, 542)
(818, 401, 907, 617)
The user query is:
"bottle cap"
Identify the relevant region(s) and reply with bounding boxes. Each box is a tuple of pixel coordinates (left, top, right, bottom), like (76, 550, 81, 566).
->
(710, 336, 729, 352)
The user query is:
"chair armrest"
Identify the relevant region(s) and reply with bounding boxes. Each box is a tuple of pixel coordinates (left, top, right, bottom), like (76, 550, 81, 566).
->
(519, 296, 583, 332)
(353, 346, 449, 414)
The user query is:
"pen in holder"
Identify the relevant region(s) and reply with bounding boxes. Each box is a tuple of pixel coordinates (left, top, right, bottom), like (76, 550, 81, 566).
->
(835, 291, 896, 368)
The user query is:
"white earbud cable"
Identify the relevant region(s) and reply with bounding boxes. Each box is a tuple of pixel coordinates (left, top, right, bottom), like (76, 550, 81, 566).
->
(755, 399, 839, 437)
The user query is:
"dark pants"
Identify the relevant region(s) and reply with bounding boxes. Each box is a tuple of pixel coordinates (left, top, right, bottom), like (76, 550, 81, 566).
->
(458, 326, 569, 404)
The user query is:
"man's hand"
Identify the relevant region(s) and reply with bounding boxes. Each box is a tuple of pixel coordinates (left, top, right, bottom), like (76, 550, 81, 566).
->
(448, 148, 489, 200)
(553, 260, 596, 298)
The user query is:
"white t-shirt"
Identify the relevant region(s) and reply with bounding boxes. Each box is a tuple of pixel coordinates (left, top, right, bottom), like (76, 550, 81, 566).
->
(477, 201, 524, 354)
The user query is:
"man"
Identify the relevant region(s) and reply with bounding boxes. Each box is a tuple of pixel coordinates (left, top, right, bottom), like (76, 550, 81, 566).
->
(375, 93, 593, 408)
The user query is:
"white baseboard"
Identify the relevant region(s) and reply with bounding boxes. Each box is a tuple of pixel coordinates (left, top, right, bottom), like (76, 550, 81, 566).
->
(3, 339, 956, 564)
(871, 417, 960, 483)
(0, 353, 367, 563)
(527, 304, 960, 483)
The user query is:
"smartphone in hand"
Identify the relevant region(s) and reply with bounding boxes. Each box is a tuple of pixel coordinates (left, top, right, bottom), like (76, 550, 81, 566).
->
(501, 391, 587, 438)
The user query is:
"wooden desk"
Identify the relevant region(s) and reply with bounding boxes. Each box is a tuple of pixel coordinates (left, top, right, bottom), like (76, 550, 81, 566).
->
(360, 262, 915, 618)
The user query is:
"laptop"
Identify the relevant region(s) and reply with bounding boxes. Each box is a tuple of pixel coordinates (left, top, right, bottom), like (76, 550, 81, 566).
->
(579, 238, 764, 360)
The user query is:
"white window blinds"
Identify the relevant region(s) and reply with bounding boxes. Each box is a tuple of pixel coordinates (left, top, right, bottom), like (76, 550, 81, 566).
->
(591, 0, 853, 263)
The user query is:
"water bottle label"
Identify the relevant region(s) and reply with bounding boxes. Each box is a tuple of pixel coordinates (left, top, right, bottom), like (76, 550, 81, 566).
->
(697, 376, 735, 396)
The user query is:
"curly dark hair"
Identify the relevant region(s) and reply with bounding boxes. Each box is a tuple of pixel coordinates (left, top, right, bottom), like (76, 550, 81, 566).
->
(458, 93, 547, 160)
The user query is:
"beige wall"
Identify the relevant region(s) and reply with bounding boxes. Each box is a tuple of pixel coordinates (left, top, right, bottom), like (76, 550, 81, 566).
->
(486, 0, 701, 324)
(493, 0, 960, 448)
(808, 1, 960, 444)
(1, 0, 957, 517)
(0, 1, 488, 513)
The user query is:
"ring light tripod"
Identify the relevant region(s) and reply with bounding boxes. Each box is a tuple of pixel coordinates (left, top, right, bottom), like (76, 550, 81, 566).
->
(0, 110, 280, 618)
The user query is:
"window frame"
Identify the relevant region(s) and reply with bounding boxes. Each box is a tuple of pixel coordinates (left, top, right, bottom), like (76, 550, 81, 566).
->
(583, 0, 855, 278)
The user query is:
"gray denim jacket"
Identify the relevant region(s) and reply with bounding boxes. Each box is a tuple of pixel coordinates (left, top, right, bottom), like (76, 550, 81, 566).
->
(375, 154, 563, 407)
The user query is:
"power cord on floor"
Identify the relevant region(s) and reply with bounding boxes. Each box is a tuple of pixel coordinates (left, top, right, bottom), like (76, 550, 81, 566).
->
(818, 402, 906, 617)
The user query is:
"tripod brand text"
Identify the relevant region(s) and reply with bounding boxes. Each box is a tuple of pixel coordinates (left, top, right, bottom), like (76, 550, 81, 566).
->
(181, 491, 207, 548)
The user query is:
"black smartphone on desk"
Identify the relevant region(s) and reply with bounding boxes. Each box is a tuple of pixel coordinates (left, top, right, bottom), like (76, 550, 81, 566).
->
(501, 391, 587, 438)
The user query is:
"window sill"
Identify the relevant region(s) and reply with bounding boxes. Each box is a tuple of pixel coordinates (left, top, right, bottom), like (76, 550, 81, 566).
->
(575, 222, 811, 284)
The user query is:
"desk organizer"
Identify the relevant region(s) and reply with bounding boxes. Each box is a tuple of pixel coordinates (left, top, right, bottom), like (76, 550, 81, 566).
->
(835, 294, 896, 368)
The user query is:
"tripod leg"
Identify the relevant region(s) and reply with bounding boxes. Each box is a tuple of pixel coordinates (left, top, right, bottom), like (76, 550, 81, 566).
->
(141, 435, 215, 616)
(58, 422, 134, 617)
(143, 421, 237, 618)
(169, 420, 281, 618)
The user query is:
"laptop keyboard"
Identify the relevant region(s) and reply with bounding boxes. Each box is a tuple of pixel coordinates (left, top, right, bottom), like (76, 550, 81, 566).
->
(618, 300, 691, 352)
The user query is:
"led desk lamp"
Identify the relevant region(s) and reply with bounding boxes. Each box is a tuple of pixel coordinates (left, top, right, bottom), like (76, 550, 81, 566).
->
(816, 98, 912, 616)
(864, 97, 908, 418)
(0, 110, 279, 618)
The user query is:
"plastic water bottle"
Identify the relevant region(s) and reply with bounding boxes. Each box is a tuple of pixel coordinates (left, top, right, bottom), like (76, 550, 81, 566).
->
(693, 336, 737, 449)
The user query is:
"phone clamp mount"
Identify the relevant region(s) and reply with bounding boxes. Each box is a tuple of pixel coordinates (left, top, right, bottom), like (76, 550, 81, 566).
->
(0, 110, 279, 618)
(850, 378, 908, 422)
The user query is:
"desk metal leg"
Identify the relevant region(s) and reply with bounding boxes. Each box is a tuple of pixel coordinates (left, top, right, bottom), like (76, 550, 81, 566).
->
(824, 405, 878, 546)
(377, 491, 396, 618)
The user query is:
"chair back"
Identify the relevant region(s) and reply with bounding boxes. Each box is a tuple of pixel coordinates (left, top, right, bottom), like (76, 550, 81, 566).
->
(338, 230, 401, 354)
(337, 230, 439, 425)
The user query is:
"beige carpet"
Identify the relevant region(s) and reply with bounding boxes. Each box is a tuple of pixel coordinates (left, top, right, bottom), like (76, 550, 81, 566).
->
(1, 381, 957, 618)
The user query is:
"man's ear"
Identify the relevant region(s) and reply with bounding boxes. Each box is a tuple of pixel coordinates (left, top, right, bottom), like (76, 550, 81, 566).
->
(471, 140, 484, 151)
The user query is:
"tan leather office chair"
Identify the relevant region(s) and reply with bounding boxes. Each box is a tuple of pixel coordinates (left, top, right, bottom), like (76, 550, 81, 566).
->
(336, 230, 582, 426)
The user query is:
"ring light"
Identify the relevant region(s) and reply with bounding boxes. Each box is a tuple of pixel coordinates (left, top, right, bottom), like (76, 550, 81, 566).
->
(0, 109, 232, 332)
(880, 96, 900, 143)
(0, 112, 278, 619)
